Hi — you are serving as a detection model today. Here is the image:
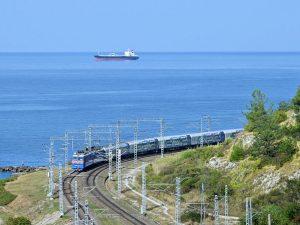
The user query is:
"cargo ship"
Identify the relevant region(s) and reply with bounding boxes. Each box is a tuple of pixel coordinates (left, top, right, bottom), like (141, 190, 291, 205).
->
(94, 50, 139, 61)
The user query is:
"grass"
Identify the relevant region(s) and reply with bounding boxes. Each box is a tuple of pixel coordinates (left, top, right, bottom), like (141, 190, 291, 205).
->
(0, 170, 61, 224)
(0, 178, 17, 206)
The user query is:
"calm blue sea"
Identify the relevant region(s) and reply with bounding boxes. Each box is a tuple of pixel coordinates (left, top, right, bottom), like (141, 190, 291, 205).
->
(0, 171, 12, 180)
(0, 52, 300, 172)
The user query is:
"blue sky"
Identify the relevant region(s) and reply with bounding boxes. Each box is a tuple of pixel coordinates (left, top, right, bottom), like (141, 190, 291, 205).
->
(0, 0, 299, 52)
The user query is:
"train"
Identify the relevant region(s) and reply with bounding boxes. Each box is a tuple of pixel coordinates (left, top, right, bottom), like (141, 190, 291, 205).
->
(72, 129, 243, 171)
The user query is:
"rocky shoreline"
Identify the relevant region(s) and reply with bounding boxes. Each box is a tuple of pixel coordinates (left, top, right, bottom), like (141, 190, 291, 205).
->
(0, 166, 47, 173)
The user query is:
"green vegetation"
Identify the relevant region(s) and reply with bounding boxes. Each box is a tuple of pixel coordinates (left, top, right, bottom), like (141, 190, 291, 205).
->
(0, 170, 61, 224)
(7, 216, 31, 225)
(252, 179, 300, 225)
(0, 178, 17, 206)
(142, 87, 300, 224)
(230, 144, 245, 162)
(242, 89, 299, 167)
(292, 88, 300, 112)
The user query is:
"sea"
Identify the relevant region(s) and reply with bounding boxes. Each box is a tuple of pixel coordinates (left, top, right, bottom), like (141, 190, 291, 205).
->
(0, 52, 300, 178)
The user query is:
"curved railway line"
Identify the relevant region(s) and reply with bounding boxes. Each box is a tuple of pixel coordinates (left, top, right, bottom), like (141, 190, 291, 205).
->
(63, 171, 93, 222)
(85, 164, 150, 225)
(64, 157, 156, 225)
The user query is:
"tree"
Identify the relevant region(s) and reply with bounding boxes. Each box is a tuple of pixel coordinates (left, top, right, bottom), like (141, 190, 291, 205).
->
(248, 106, 281, 155)
(244, 90, 269, 132)
(292, 87, 300, 112)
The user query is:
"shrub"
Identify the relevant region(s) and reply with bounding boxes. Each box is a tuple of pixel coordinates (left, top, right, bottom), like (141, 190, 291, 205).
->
(275, 138, 297, 166)
(181, 211, 200, 223)
(230, 145, 245, 162)
(274, 110, 288, 124)
(256, 205, 292, 225)
(7, 217, 31, 225)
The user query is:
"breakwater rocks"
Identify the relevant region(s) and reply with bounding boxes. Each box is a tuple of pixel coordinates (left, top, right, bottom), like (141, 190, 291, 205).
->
(0, 166, 47, 174)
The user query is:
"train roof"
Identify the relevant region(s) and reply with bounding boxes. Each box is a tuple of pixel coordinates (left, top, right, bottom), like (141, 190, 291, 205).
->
(222, 128, 244, 134)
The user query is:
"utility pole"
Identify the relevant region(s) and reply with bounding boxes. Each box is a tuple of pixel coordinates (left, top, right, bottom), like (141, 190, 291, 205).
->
(116, 121, 122, 198)
(200, 117, 204, 147)
(246, 197, 253, 225)
(224, 185, 229, 225)
(134, 120, 138, 170)
(58, 163, 64, 216)
(268, 214, 271, 225)
(88, 127, 92, 151)
(200, 115, 211, 147)
(175, 177, 181, 225)
(108, 144, 113, 180)
(48, 140, 54, 199)
(140, 162, 147, 215)
(214, 195, 220, 225)
(74, 180, 79, 225)
(160, 118, 165, 158)
(84, 130, 88, 149)
(63, 132, 69, 173)
(200, 183, 206, 225)
(84, 199, 89, 225)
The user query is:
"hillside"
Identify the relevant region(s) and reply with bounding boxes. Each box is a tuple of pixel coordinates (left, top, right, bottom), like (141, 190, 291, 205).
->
(140, 89, 300, 225)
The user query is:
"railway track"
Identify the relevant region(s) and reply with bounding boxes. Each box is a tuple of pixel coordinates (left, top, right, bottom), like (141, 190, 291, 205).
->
(63, 171, 87, 221)
(85, 164, 151, 225)
(64, 158, 155, 225)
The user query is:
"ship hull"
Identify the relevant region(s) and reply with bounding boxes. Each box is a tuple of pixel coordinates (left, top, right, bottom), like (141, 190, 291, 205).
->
(94, 55, 139, 61)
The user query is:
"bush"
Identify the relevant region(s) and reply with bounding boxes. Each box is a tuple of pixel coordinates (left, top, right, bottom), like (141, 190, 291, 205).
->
(181, 211, 200, 223)
(274, 110, 288, 124)
(230, 145, 245, 162)
(7, 217, 31, 225)
(256, 205, 292, 225)
(275, 138, 297, 166)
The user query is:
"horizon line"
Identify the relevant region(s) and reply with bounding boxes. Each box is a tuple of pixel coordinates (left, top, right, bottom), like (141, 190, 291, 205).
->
(0, 51, 300, 54)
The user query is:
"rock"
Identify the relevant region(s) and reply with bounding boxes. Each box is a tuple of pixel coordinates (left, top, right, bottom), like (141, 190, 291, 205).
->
(288, 170, 300, 180)
(0, 166, 46, 173)
(242, 134, 254, 148)
(207, 157, 237, 170)
(253, 171, 282, 193)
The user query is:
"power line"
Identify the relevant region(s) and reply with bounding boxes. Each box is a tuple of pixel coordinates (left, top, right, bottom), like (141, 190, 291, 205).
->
(140, 162, 147, 215)
(246, 197, 253, 225)
(134, 120, 139, 170)
(214, 195, 220, 225)
(200, 183, 206, 225)
(108, 144, 113, 181)
(47, 140, 54, 200)
(175, 177, 181, 225)
(160, 118, 165, 158)
(58, 163, 64, 216)
(84, 199, 89, 225)
(116, 121, 122, 198)
(74, 180, 79, 225)
(224, 185, 229, 225)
